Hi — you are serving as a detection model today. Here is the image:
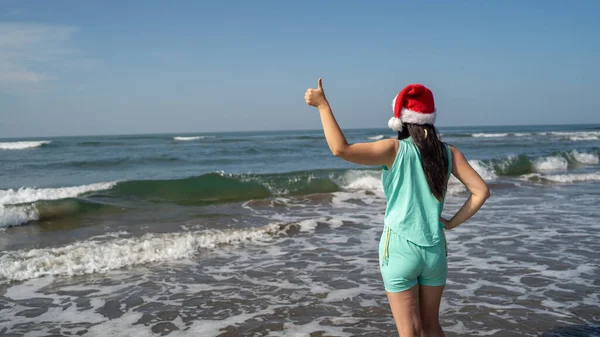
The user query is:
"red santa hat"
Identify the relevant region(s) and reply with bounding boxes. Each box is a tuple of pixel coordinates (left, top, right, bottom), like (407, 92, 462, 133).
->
(388, 84, 436, 132)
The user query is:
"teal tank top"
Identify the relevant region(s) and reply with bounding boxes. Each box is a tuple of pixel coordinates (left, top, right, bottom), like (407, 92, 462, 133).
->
(381, 137, 453, 247)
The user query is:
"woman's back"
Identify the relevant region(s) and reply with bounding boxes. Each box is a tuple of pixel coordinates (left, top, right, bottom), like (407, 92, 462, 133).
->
(381, 137, 452, 247)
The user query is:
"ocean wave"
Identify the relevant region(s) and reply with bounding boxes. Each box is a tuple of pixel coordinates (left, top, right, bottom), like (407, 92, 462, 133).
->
(0, 218, 338, 281)
(568, 136, 599, 141)
(0, 182, 117, 205)
(472, 133, 509, 138)
(173, 136, 212, 141)
(336, 170, 382, 191)
(0, 141, 51, 150)
(449, 132, 533, 138)
(447, 159, 497, 195)
(0, 199, 106, 229)
(468, 160, 498, 180)
(482, 150, 599, 176)
(445, 132, 530, 138)
(0, 171, 381, 228)
(548, 131, 600, 141)
(105, 170, 383, 205)
(549, 131, 600, 137)
(532, 156, 568, 173)
(111, 173, 274, 205)
(446, 182, 466, 195)
(368, 135, 385, 141)
(2, 149, 597, 228)
(441, 133, 472, 138)
(565, 150, 600, 165)
(464, 131, 600, 141)
(0, 204, 39, 229)
(522, 172, 600, 184)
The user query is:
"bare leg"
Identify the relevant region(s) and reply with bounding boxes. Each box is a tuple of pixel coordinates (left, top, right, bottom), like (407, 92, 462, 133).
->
(387, 285, 421, 336)
(419, 285, 445, 337)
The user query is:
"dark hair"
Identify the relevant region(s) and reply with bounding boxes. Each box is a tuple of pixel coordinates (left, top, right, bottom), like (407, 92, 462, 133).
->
(398, 124, 449, 200)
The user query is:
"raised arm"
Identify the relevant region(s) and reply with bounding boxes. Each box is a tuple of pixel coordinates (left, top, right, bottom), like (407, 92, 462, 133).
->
(441, 146, 491, 229)
(305, 78, 397, 167)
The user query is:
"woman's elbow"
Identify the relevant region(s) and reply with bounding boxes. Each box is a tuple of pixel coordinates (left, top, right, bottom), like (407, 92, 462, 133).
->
(471, 185, 490, 201)
(331, 147, 346, 158)
(479, 186, 491, 200)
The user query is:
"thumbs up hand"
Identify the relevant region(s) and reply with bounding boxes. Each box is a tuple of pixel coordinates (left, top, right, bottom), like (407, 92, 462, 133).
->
(305, 78, 328, 108)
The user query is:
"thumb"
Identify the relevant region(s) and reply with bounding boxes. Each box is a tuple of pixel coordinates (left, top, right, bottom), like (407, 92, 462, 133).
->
(317, 78, 323, 90)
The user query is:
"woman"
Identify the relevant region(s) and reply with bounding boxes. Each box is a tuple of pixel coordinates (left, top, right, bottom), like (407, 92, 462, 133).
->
(304, 79, 490, 337)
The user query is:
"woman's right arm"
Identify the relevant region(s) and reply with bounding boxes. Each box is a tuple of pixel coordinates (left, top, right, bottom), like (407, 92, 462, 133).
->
(442, 146, 491, 230)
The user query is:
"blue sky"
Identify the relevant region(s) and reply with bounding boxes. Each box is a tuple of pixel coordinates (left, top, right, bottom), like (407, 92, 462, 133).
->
(1, 0, 599, 137)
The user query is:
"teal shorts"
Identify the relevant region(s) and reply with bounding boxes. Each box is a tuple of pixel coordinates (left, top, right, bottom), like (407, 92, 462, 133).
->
(379, 226, 448, 293)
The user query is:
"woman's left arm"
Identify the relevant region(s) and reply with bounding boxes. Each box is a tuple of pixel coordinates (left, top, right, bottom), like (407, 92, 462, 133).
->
(305, 78, 397, 167)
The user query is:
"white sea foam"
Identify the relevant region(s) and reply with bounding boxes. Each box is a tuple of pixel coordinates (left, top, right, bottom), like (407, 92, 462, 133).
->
(85, 312, 147, 337)
(335, 163, 498, 195)
(339, 170, 382, 192)
(469, 160, 497, 180)
(0, 204, 39, 229)
(568, 150, 599, 165)
(513, 133, 532, 137)
(182, 306, 289, 337)
(0, 226, 271, 281)
(550, 131, 600, 137)
(3, 275, 57, 300)
(0, 140, 51, 150)
(0, 217, 342, 281)
(524, 172, 600, 183)
(569, 135, 599, 141)
(549, 131, 600, 141)
(269, 321, 352, 337)
(472, 133, 508, 138)
(446, 160, 496, 195)
(335, 159, 499, 197)
(0, 181, 117, 205)
(367, 135, 385, 140)
(533, 156, 568, 173)
(539, 263, 597, 279)
(173, 136, 213, 141)
(446, 181, 466, 195)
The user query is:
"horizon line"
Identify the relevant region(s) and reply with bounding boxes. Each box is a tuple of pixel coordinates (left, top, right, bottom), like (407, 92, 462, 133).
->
(1, 122, 599, 140)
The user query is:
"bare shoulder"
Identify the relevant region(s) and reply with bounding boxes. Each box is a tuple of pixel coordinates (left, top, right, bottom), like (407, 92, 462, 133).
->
(377, 138, 399, 149)
(447, 144, 470, 176)
(364, 137, 398, 154)
(448, 144, 464, 160)
(376, 138, 399, 169)
(380, 138, 400, 157)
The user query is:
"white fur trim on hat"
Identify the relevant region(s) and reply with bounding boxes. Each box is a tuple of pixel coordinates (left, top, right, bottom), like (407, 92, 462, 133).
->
(400, 108, 436, 125)
(389, 108, 436, 131)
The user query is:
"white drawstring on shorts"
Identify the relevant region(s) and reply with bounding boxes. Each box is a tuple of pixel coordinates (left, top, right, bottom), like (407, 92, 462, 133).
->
(382, 226, 391, 266)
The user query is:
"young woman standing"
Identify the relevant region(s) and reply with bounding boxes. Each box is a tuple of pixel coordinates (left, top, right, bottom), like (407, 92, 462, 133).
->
(305, 79, 490, 337)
